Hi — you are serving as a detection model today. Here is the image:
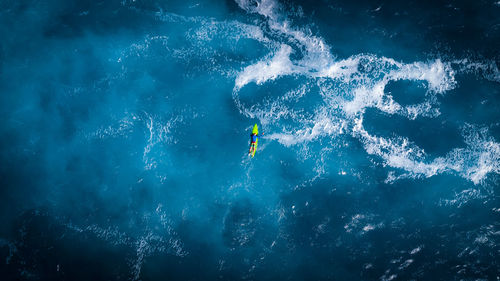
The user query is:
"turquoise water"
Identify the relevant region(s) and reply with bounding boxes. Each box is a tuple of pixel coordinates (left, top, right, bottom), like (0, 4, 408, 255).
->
(1, 0, 499, 280)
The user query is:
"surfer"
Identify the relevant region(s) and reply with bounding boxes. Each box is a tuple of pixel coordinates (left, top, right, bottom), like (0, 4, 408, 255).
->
(248, 126, 263, 157)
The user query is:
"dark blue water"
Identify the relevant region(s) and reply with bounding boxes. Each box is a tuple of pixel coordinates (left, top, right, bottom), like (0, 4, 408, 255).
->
(1, 0, 499, 280)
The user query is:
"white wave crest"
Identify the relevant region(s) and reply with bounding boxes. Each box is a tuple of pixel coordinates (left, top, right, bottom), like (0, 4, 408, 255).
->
(232, 0, 499, 184)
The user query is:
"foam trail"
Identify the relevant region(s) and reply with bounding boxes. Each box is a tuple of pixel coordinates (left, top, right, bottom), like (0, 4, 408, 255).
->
(266, 112, 347, 146)
(235, 44, 299, 90)
(354, 118, 500, 184)
(232, 0, 499, 184)
(452, 58, 500, 83)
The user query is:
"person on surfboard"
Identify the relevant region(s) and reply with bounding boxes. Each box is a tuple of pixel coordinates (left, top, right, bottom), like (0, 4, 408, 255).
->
(248, 129, 263, 156)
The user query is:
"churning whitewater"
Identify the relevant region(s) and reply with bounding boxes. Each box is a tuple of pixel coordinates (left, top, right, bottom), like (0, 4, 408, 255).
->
(233, 0, 499, 185)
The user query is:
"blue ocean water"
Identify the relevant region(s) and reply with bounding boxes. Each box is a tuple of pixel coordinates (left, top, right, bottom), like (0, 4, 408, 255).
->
(1, 0, 500, 280)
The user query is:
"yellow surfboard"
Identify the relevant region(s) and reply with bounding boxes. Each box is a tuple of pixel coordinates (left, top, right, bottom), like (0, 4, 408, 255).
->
(250, 124, 258, 157)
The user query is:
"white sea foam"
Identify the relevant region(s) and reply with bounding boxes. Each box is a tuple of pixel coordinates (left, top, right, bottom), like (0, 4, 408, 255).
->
(235, 0, 280, 21)
(232, 0, 500, 184)
(398, 259, 413, 270)
(344, 214, 384, 235)
(142, 112, 183, 170)
(410, 246, 422, 255)
(61, 208, 187, 281)
(235, 44, 298, 90)
(118, 11, 273, 80)
(354, 119, 500, 184)
(452, 58, 500, 83)
(266, 110, 346, 146)
(88, 113, 137, 139)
